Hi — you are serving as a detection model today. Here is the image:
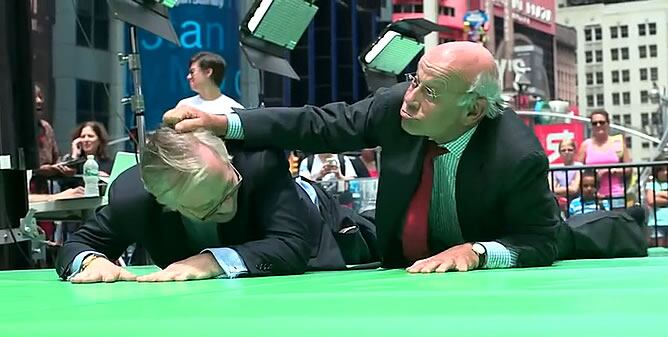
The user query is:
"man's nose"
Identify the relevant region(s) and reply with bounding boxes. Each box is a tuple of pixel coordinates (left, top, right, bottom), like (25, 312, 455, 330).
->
(404, 88, 420, 112)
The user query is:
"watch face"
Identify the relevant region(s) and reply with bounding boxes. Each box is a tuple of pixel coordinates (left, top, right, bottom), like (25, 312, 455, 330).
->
(472, 243, 485, 255)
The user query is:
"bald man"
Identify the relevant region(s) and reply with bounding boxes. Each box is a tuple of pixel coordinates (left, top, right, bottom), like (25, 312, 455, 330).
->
(163, 42, 645, 273)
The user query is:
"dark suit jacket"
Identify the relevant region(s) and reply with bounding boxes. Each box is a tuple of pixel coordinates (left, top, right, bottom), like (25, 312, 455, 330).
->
(56, 145, 346, 279)
(236, 83, 561, 268)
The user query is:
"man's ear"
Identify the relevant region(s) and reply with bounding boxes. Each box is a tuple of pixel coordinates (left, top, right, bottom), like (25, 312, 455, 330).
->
(465, 97, 487, 125)
(205, 68, 213, 79)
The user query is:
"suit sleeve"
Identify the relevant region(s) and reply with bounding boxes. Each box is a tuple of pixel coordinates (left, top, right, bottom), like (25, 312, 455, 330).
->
(497, 151, 560, 267)
(55, 205, 133, 279)
(236, 85, 406, 153)
(229, 151, 318, 276)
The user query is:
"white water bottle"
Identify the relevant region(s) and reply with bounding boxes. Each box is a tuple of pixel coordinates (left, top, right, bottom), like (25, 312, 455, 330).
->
(83, 155, 99, 197)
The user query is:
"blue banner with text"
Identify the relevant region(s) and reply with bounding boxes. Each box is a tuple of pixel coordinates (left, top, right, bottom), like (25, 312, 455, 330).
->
(126, 1, 240, 130)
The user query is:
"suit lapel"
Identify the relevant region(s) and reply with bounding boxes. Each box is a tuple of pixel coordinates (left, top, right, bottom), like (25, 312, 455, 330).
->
(455, 118, 492, 239)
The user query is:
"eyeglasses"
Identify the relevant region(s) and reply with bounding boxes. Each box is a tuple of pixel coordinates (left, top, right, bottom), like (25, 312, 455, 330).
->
(591, 121, 607, 126)
(196, 163, 243, 221)
(405, 73, 440, 102)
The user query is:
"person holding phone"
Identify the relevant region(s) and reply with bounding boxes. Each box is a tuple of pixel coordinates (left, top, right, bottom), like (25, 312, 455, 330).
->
(58, 121, 113, 191)
(299, 153, 357, 181)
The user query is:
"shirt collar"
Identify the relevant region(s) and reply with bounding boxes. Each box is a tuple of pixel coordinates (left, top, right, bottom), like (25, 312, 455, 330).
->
(436, 126, 478, 157)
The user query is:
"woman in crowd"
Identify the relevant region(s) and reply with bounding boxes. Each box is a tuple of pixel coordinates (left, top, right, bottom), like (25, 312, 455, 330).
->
(549, 139, 582, 211)
(59, 121, 113, 190)
(576, 110, 632, 209)
(351, 148, 379, 178)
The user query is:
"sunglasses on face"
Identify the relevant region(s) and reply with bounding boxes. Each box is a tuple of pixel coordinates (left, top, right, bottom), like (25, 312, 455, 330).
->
(592, 121, 607, 126)
(194, 163, 243, 221)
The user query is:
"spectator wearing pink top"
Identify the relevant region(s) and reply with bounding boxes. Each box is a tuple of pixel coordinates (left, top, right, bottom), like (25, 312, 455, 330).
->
(576, 110, 631, 209)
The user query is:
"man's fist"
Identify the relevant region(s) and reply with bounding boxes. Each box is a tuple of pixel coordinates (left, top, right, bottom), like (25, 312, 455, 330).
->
(163, 106, 228, 135)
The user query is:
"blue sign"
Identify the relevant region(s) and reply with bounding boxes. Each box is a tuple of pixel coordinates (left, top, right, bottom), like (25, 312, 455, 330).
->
(126, 2, 240, 130)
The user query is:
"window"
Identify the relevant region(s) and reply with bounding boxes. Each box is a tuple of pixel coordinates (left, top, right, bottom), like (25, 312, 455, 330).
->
(652, 112, 662, 126)
(595, 50, 603, 62)
(623, 114, 631, 125)
(595, 27, 602, 40)
(622, 70, 630, 82)
(596, 93, 604, 106)
(651, 67, 658, 81)
(612, 92, 620, 105)
(586, 73, 594, 85)
(76, 79, 110, 126)
(75, 0, 109, 50)
(649, 23, 656, 35)
(620, 25, 628, 38)
(596, 72, 603, 84)
(640, 68, 648, 81)
(621, 47, 629, 60)
(642, 142, 650, 149)
(639, 45, 647, 58)
(626, 137, 632, 150)
(639, 24, 646, 36)
(612, 115, 621, 124)
(585, 28, 592, 41)
(439, 6, 455, 16)
(650, 45, 657, 57)
(587, 95, 594, 107)
(585, 51, 593, 63)
(641, 90, 649, 103)
(641, 113, 649, 127)
(623, 92, 631, 104)
(611, 48, 619, 61)
(610, 26, 618, 39)
(612, 70, 620, 83)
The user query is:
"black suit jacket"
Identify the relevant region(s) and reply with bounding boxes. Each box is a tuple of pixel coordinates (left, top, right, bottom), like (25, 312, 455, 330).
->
(56, 145, 344, 278)
(236, 83, 561, 268)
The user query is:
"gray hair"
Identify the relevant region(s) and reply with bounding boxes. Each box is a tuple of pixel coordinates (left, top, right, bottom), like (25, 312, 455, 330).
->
(141, 127, 233, 197)
(457, 71, 505, 119)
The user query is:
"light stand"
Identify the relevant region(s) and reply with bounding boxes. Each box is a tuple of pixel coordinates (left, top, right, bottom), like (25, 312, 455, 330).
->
(359, 18, 451, 91)
(239, 0, 318, 107)
(107, 0, 179, 158)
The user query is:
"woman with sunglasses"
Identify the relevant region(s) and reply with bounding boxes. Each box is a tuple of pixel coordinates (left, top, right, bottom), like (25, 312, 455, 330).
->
(576, 110, 632, 209)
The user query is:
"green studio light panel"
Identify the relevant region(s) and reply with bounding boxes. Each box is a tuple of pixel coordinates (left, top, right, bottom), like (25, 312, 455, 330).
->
(364, 31, 423, 75)
(247, 0, 318, 50)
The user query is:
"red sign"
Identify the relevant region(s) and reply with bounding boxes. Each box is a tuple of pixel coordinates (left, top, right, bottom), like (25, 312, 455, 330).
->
(533, 123, 585, 164)
(493, 0, 555, 35)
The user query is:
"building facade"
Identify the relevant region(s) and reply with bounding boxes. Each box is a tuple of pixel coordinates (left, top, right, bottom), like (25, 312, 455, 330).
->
(557, 0, 668, 161)
(555, 23, 578, 105)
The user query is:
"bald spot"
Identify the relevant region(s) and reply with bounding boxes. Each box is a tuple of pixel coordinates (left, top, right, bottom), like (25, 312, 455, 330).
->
(420, 41, 497, 92)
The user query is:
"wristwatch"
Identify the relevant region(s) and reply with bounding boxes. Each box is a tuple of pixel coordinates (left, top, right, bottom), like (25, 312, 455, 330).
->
(471, 242, 487, 269)
(81, 254, 102, 271)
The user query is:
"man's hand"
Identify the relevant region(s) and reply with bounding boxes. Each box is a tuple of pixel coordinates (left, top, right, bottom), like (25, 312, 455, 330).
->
(406, 243, 480, 273)
(163, 106, 228, 135)
(70, 257, 137, 283)
(136, 253, 224, 282)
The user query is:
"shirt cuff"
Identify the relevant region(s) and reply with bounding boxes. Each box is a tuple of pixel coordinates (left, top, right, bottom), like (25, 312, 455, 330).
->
(478, 241, 517, 269)
(226, 114, 245, 140)
(67, 251, 107, 280)
(202, 248, 248, 279)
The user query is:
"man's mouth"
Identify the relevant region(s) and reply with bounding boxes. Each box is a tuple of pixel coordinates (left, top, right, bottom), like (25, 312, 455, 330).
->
(400, 109, 414, 120)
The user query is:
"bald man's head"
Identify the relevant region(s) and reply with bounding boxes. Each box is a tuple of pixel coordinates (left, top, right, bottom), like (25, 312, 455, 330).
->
(399, 42, 503, 144)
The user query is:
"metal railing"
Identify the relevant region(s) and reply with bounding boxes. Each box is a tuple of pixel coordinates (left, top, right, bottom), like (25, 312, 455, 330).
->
(549, 161, 668, 248)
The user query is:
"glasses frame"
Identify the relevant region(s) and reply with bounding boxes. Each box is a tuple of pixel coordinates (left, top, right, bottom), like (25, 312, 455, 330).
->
(405, 72, 440, 102)
(196, 163, 243, 221)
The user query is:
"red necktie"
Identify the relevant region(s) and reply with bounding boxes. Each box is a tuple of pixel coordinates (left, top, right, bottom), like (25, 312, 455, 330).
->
(402, 142, 448, 262)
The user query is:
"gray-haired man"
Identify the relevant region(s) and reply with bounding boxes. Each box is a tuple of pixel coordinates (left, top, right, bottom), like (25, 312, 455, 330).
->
(56, 127, 356, 282)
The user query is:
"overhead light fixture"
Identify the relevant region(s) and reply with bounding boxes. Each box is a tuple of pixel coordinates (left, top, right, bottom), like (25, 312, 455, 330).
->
(359, 18, 450, 91)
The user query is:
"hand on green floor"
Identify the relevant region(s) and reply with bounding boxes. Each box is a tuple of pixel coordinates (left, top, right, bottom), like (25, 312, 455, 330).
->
(70, 258, 137, 283)
(136, 252, 224, 282)
(406, 243, 479, 273)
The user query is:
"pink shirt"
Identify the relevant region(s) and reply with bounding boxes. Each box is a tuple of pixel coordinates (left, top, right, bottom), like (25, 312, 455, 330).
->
(583, 138, 624, 197)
